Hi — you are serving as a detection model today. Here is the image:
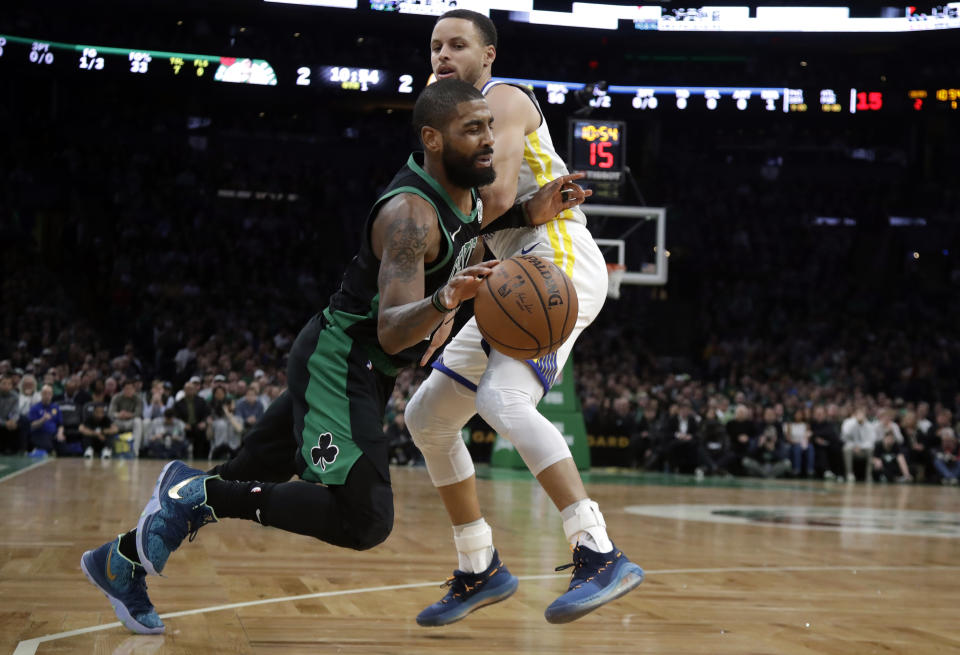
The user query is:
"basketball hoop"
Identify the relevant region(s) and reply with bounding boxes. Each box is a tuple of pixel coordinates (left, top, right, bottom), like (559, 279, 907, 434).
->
(606, 263, 626, 299)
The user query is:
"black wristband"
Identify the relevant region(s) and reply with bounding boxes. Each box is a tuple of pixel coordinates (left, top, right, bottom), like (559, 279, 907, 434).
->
(480, 201, 528, 235)
(431, 288, 456, 313)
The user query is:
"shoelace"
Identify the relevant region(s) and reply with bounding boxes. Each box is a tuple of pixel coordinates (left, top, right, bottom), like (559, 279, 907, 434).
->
(127, 567, 158, 618)
(554, 546, 614, 591)
(438, 569, 487, 603)
(164, 500, 215, 548)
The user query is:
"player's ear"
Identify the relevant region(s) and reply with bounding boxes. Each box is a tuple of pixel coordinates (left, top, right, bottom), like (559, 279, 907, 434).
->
(421, 125, 443, 154)
(483, 45, 496, 69)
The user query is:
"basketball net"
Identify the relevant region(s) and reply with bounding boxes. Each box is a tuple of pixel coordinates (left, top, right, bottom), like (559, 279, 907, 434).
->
(606, 263, 626, 299)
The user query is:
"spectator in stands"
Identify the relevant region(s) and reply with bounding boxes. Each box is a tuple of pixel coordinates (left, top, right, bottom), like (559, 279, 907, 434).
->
(841, 406, 875, 482)
(810, 404, 843, 480)
(385, 398, 418, 466)
(786, 406, 814, 477)
(663, 399, 701, 474)
(103, 376, 118, 403)
(79, 403, 118, 459)
(207, 386, 242, 460)
(875, 408, 903, 445)
(109, 379, 144, 456)
(698, 397, 733, 475)
(932, 427, 959, 485)
(900, 409, 933, 481)
(18, 374, 41, 424)
(234, 386, 264, 435)
(56, 375, 87, 455)
(143, 380, 171, 421)
(599, 396, 639, 466)
(175, 379, 210, 458)
(631, 398, 665, 470)
(916, 402, 933, 436)
(742, 426, 792, 478)
(143, 408, 188, 460)
(0, 374, 22, 454)
(724, 404, 756, 476)
(83, 379, 107, 420)
(27, 384, 65, 456)
(871, 427, 911, 483)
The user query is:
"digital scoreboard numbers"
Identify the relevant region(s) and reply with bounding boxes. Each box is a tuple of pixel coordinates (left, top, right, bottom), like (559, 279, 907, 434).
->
(294, 65, 416, 95)
(569, 120, 625, 173)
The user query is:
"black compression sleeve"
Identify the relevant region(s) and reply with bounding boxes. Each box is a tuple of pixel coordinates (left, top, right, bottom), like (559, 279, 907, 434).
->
(480, 201, 528, 235)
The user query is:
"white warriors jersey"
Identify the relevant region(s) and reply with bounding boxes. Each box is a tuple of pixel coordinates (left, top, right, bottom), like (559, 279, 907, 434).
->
(481, 80, 588, 260)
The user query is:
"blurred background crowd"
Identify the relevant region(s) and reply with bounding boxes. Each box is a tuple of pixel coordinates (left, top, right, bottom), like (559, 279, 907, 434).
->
(1, 2, 958, 484)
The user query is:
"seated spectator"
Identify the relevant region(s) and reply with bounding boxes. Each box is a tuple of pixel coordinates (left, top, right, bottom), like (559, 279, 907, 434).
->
(27, 384, 65, 456)
(900, 409, 933, 481)
(143, 408, 189, 460)
(82, 379, 107, 421)
(932, 427, 959, 485)
(109, 379, 144, 456)
(175, 379, 210, 458)
(664, 399, 701, 474)
(55, 375, 87, 456)
(841, 407, 875, 482)
(742, 427, 792, 478)
(786, 406, 814, 478)
(724, 404, 756, 476)
(386, 399, 419, 465)
(631, 399, 665, 470)
(142, 379, 174, 421)
(872, 428, 911, 483)
(875, 408, 903, 445)
(79, 403, 119, 459)
(698, 403, 734, 475)
(18, 373, 41, 426)
(0, 374, 23, 454)
(234, 386, 264, 435)
(810, 404, 843, 480)
(207, 387, 243, 460)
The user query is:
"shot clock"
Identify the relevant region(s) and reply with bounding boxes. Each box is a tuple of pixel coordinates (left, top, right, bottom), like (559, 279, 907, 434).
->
(568, 119, 626, 173)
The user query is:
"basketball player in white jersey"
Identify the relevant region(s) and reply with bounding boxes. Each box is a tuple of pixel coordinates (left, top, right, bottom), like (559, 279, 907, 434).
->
(407, 10, 644, 626)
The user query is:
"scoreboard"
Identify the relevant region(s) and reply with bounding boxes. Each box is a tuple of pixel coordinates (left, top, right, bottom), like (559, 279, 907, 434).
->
(1, 32, 956, 114)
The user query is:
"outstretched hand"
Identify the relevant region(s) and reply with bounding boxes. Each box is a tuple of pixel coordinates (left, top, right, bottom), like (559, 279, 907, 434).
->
(525, 172, 593, 225)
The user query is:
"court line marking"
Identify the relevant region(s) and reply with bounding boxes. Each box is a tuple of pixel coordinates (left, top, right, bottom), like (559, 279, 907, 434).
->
(0, 458, 51, 484)
(13, 564, 960, 654)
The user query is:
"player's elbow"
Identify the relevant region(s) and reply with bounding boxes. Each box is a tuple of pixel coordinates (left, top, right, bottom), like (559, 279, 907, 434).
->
(377, 324, 404, 355)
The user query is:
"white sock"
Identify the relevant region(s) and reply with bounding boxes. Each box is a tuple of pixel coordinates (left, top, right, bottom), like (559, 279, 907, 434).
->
(453, 518, 495, 574)
(561, 499, 613, 553)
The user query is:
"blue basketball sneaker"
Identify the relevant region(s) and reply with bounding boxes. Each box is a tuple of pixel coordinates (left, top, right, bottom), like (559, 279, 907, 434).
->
(136, 460, 218, 577)
(416, 550, 519, 627)
(80, 537, 164, 634)
(544, 543, 644, 624)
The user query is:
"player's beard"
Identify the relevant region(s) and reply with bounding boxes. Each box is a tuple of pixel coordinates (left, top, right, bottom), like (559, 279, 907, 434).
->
(443, 146, 496, 189)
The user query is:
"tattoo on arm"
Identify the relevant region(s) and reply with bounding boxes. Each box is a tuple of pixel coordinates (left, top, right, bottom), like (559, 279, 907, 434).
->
(380, 216, 430, 284)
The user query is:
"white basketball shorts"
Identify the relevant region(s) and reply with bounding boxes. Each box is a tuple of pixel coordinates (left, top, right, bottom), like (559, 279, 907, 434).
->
(433, 219, 608, 393)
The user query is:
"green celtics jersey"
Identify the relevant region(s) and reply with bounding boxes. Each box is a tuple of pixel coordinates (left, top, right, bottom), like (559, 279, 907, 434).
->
(325, 153, 482, 375)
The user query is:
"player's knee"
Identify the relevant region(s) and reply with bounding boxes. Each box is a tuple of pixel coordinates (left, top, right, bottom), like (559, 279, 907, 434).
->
(345, 508, 393, 551)
(406, 389, 457, 452)
(404, 389, 430, 441)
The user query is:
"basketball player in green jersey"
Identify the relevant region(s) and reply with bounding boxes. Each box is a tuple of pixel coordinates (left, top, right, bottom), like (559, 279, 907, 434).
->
(408, 11, 644, 627)
(79, 79, 589, 635)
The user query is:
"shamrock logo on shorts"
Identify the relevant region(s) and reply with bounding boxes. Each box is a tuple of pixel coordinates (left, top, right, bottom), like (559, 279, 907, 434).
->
(311, 432, 339, 471)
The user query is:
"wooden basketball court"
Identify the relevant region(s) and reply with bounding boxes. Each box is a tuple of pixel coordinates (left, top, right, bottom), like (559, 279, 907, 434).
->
(1, 457, 957, 654)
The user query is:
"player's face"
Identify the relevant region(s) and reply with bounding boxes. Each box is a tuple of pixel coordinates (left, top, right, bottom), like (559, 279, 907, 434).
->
(430, 18, 493, 87)
(441, 99, 496, 189)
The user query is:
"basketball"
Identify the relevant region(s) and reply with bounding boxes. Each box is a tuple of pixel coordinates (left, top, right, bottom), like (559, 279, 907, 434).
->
(473, 255, 578, 360)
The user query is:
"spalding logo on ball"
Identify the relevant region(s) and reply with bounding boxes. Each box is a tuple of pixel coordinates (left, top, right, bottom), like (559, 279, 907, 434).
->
(474, 255, 578, 360)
